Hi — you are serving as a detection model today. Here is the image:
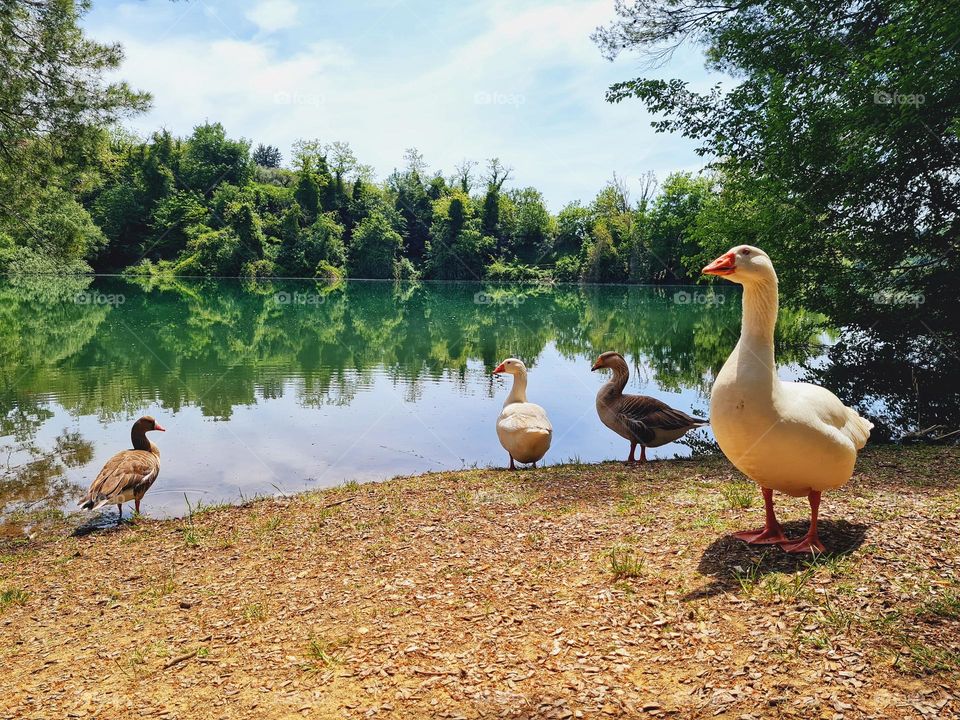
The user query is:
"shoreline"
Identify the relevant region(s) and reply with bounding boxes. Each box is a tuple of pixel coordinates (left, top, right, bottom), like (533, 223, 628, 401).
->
(2, 447, 958, 719)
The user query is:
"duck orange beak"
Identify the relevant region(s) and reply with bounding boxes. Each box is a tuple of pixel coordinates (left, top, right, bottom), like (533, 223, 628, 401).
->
(153, 422, 166, 432)
(492, 363, 505, 374)
(591, 357, 603, 371)
(703, 251, 737, 276)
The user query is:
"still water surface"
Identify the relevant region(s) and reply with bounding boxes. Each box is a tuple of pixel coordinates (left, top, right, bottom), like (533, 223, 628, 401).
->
(0, 275, 857, 527)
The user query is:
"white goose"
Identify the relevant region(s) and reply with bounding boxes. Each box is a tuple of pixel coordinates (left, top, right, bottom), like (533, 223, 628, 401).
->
(493, 358, 552, 469)
(703, 246, 872, 553)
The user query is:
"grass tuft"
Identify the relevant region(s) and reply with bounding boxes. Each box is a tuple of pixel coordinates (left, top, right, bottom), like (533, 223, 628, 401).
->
(720, 480, 756, 509)
(0, 588, 28, 613)
(608, 544, 644, 579)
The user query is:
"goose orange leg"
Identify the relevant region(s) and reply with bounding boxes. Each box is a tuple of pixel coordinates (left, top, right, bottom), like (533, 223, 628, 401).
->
(639, 446, 647, 463)
(779, 491, 825, 554)
(732, 487, 789, 545)
(625, 442, 637, 465)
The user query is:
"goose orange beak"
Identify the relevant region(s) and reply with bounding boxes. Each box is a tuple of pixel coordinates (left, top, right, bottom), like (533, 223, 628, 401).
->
(492, 363, 505, 374)
(154, 422, 166, 432)
(703, 251, 737, 276)
(591, 358, 603, 371)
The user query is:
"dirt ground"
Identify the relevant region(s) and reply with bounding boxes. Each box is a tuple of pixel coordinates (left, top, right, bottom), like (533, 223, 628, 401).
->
(1, 446, 958, 719)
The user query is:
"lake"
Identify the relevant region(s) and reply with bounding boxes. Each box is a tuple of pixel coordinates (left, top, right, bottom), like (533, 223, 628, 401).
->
(0, 274, 945, 532)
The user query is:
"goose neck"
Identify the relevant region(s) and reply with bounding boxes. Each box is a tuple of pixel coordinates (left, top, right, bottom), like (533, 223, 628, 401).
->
(505, 370, 528, 405)
(132, 428, 151, 451)
(603, 362, 629, 397)
(741, 279, 779, 346)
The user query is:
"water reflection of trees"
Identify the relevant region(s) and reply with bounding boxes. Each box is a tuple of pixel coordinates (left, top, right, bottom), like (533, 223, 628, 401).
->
(1, 274, 955, 466)
(0, 429, 92, 532)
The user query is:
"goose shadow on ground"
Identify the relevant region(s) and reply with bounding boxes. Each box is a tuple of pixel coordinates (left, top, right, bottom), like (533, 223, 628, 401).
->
(71, 513, 130, 537)
(683, 519, 869, 601)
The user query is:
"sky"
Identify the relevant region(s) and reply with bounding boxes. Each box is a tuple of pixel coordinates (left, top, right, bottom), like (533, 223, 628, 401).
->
(83, 0, 720, 210)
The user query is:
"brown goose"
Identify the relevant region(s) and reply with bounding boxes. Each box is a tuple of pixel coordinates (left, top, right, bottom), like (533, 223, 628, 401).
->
(80, 416, 165, 521)
(591, 352, 707, 463)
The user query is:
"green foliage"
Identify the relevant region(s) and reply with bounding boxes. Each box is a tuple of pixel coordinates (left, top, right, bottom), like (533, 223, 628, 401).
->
(484, 260, 549, 283)
(553, 254, 582, 283)
(645, 173, 712, 282)
(597, 0, 959, 321)
(392, 256, 420, 282)
(507, 187, 555, 263)
(0, 0, 150, 193)
(425, 192, 494, 280)
(555, 202, 593, 257)
(348, 211, 403, 279)
(581, 223, 626, 283)
(252, 144, 282, 168)
(180, 123, 251, 193)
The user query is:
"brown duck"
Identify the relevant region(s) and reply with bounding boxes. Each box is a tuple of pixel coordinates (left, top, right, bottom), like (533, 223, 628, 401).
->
(80, 416, 165, 520)
(591, 352, 707, 463)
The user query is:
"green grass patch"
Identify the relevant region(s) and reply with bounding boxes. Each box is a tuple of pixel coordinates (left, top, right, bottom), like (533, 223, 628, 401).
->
(0, 587, 28, 613)
(607, 544, 644, 579)
(720, 481, 756, 509)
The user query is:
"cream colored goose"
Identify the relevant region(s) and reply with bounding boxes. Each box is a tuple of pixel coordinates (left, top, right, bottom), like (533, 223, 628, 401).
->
(493, 358, 552, 469)
(704, 246, 872, 553)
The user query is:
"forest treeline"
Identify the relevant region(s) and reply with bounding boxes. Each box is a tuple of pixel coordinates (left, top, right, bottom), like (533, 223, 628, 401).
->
(1, 0, 956, 324)
(2, 121, 720, 285)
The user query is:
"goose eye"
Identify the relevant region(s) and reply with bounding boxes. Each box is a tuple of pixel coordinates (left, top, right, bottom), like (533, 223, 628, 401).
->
(741, 249, 751, 255)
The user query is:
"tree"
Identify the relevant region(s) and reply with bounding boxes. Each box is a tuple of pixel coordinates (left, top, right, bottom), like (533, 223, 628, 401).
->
(452, 160, 478, 193)
(389, 167, 432, 262)
(581, 222, 625, 283)
(595, 0, 959, 319)
(348, 211, 403, 278)
(425, 192, 493, 280)
(181, 123, 252, 193)
(0, 0, 150, 181)
(555, 202, 593, 258)
(508, 187, 555, 263)
(485, 158, 512, 191)
(0, 0, 149, 271)
(646, 173, 711, 282)
(294, 169, 321, 223)
(252, 144, 282, 168)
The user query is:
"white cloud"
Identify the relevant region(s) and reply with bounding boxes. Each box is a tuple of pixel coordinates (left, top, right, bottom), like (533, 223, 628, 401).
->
(245, 0, 299, 33)
(92, 0, 714, 208)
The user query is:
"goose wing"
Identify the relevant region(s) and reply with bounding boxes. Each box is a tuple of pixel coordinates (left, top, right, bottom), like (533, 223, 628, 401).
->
(784, 382, 873, 450)
(499, 402, 552, 434)
(615, 395, 708, 444)
(80, 450, 160, 509)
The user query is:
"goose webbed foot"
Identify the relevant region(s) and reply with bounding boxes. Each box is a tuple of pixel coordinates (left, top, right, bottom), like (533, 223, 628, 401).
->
(779, 533, 825, 554)
(778, 491, 824, 554)
(732, 487, 789, 545)
(732, 525, 789, 545)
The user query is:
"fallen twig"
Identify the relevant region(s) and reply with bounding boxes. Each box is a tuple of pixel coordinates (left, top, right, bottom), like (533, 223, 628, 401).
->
(322, 496, 356, 509)
(163, 649, 198, 670)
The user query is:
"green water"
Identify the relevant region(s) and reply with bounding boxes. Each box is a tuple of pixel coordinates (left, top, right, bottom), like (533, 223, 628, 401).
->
(1, 274, 938, 530)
